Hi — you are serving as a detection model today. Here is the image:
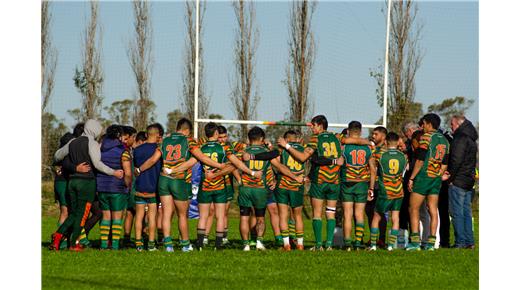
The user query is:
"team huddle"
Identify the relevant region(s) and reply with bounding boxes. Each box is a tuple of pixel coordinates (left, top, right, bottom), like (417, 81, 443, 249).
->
(48, 112, 450, 252)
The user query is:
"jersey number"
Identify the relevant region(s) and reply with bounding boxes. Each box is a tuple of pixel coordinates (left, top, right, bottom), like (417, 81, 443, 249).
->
(389, 159, 400, 174)
(203, 152, 219, 170)
(165, 144, 182, 161)
(349, 150, 366, 165)
(249, 160, 264, 170)
(434, 144, 447, 161)
(286, 156, 302, 171)
(322, 142, 338, 158)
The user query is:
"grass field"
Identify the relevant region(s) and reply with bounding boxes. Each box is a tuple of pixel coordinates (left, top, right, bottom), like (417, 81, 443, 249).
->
(42, 206, 479, 290)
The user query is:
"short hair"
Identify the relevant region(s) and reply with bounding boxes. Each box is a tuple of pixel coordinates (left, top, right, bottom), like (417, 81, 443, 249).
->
(422, 113, 441, 130)
(176, 118, 193, 132)
(386, 132, 400, 143)
(59, 132, 75, 148)
(403, 122, 420, 133)
(348, 121, 362, 132)
(411, 129, 423, 142)
(73, 123, 85, 137)
(146, 123, 164, 136)
(122, 126, 137, 136)
(106, 124, 123, 140)
(248, 126, 265, 142)
(217, 125, 227, 134)
(136, 131, 147, 142)
(341, 128, 349, 135)
(374, 126, 388, 136)
(311, 115, 328, 130)
(204, 122, 219, 138)
(283, 130, 298, 139)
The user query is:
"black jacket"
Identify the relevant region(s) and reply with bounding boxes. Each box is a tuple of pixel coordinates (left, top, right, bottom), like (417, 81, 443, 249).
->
(448, 120, 478, 190)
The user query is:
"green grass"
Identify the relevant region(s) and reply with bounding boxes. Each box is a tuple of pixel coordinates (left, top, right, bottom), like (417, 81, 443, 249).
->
(42, 213, 478, 290)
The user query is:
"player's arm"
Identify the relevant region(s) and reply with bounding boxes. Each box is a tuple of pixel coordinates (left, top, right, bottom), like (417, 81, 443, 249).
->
(205, 163, 236, 180)
(227, 154, 262, 179)
(62, 156, 91, 174)
(191, 148, 225, 169)
(170, 157, 199, 174)
(408, 152, 426, 192)
(341, 136, 371, 145)
(277, 137, 314, 162)
(243, 150, 280, 161)
(368, 156, 377, 201)
(121, 153, 133, 188)
(53, 142, 71, 162)
(87, 141, 123, 178)
(232, 169, 242, 184)
(310, 154, 344, 166)
(137, 148, 162, 173)
(270, 158, 304, 183)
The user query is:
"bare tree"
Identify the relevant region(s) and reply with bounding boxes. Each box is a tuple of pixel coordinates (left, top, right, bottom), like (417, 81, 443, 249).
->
(231, 0, 260, 140)
(285, 0, 316, 123)
(74, 1, 104, 121)
(370, 0, 423, 131)
(42, 1, 58, 113)
(128, 0, 154, 131)
(181, 0, 209, 132)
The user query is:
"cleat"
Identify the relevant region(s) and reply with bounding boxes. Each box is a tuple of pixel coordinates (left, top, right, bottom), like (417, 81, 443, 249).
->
(296, 244, 305, 251)
(249, 240, 257, 247)
(148, 246, 158, 252)
(345, 245, 353, 252)
(165, 245, 174, 253)
(243, 245, 251, 251)
(406, 243, 421, 251)
(282, 244, 292, 252)
(49, 233, 64, 251)
(256, 241, 266, 251)
(387, 245, 394, 252)
(309, 246, 324, 252)
(424, 244, 435, 251)
(203, 238, 209, 246)
(182, 244, 194, 253)
(222, 238, 230, 245)
(368, 245, 377, 251)
(69, 244, 84, 252)
(136, 246, 144, 252)
(325, 246, 334, 251)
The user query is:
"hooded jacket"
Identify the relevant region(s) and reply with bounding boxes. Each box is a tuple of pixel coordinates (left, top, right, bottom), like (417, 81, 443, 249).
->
(96, 138, 127, 193)
(54, 119, 115, 179)
(448, 119, 478, 190)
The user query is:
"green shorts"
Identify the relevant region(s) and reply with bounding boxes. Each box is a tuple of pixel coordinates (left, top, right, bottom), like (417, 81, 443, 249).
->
(68, 178, 96, 202)
(99, 192, 128, 211)
(413, 176, 442, 196)
(225, 185, 235, 202)
(158, 176, 191, 201)
(54, 179, 68, 207)
(238, 186, 269, 209)
(309, 182, 340, 201)
(341, 182, 369, 203)
(375, 197, 403, 213)
(135, 195, 157, 205)
(198, 189, 227, 204)
(275, 187, 304, 208)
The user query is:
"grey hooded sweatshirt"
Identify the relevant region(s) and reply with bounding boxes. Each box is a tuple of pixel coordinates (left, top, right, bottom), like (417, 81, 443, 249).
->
(54, 119, 115, 179)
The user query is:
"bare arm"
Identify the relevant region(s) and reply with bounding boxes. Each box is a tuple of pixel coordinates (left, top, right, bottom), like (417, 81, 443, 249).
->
(191, 148, 225, 169)
(205, 163, 237, 180)
(232, 169, 242, 184)
(341, 136, 371, 145)
(122, 158, 132, 188)
(227, 154, 262, 178)
(368, 157, 377, 193)
(271, 158, 304, 183)
(408, 159, 424, 192)
(277, 137, 313, 162)
(170, 157, 199, 174)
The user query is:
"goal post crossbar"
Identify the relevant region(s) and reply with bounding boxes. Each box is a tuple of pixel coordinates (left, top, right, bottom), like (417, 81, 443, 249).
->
(194, 118, 382, 129)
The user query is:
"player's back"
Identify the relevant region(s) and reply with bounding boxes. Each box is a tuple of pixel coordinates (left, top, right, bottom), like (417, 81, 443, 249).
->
(200, 141, 228, 191)
(241, 145, 270, 188)
(419, 131, 450, 178)
(378, 148, 407, 199)
(342, 144, 372, 183)
(308, 132, 342, 184)
(134, 142, 161, 193)
(161, 132, 192, 180)
(279, 142, 305, 190)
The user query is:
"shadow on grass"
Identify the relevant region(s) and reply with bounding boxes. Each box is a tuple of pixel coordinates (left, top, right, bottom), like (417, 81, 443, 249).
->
(44, 276, 142, 290)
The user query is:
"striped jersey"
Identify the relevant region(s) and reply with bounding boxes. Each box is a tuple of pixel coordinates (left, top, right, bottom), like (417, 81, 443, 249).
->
(200, 140, 232, 192)
(418, 131, 450, 178)
(239, 145, 270, 188)
(341, 144, 372, 183)
(375, 148, 408, 199)
(159, 132, 198, 182)
(306, 131, 342, 184)
(278, 142, 305, 190)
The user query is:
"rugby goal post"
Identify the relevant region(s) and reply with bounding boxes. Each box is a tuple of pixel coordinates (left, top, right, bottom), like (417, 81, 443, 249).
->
(193, 0, 392, 138)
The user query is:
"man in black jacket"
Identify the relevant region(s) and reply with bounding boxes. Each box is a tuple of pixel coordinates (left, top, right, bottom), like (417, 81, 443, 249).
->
(444, 115, 478, 249)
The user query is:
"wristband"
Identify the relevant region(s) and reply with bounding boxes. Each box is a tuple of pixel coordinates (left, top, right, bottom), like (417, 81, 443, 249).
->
(251, 171, 256, 177)
(285, 143, 291, 150)
(250, 154, 255, 160)
(136, 167, 141, 174)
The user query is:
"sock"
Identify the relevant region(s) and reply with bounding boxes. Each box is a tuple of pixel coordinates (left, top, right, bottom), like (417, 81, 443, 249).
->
(428, 235, 436, 247)
(281, 230, 290, 246)
(250, 231, 257, 242)
(256, 236, 264, 244)
(242, 239, 249, 246)
(288, 220, 296, 240)
(180, 239, 190, 247)
(100, 220, 111, 249)
(164, 236, 173, 248)
(224, 228, 228, 239)
(157, 229, 164, 243)
(111, 219, 123, 250)
(216, 231, 224, 249)
(135, 239, 144, 248)
(355, 222, 365, 243)
(326, 219, 336, 247)
(410, 232, 420, 245)
(78, 228, 88, 244)
(296, 231, 304, 245)
(148, 240, 156, 249)
(388, 229, 399, 247)
(344, 238, 353, 247)
(275, 235, 283, 246)
(312, 219, 323, 247)
(370, 228, 380, 246)
(197, 228, 205, 248)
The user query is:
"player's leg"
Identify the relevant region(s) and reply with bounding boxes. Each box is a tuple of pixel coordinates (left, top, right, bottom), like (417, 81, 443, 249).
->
(407, 192, 426, 250)
(292, 206, 304, 250)
(134, 202, 146, 251)
(354, 202, 367, 249)
(99, 193, 112, 250)
(426, 194, 439, 250)
(387, 210, 400, 250)
(196, 201, 211, 250)
(156, 203, 163, 245)
(277, 201, 290, 249)
(223, 200, 231, 244)
(419, 201, 431, 247)
(325, 198, 338, 250)
(204, 202, 215, 244)
(174, 199, 191, 251)
(342, 201, 354, 249)
(214, 201, 227, 250)
(51, 183, 77, 251)
(311, 197, 324, 250)
(160, 195, 174, 251)
(267, 202, 282, 247)
(239, 207, 252, 250)
(254, 207, 267, 250)
(110, 193, 126, 250)
(369, 211, 382, 250)
(146, 202, 158, 251)
(123, 198, 135, 248)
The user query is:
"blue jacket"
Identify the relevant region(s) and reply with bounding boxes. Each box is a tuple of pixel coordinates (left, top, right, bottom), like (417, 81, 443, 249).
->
(96, 138, 128, 193)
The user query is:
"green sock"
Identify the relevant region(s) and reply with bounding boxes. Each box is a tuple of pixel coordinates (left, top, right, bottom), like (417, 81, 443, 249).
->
(410, 232, 420, 245)
(242, 239, 249, 246)
(388, 229, 399, 247)
(344, 238, 353, 247)
(164, 236, 173, 247)
(275, 235, 283, 246)
(355, 222, 365, 243)
(370, 228, 380, 246)
(312, 219, 323, 247)
(100, 220, 111, 249)
(111, 219, 123, 250)
(288, 220, 296, 239)
(326, 219, 336, 247)
(428, 235, 436, 247)
(135, 239, 144, 248)
(180, 240, 190, 247)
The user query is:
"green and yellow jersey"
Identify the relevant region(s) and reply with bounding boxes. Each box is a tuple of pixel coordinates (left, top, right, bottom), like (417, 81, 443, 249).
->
(375, 148, 408, 199)
(342, 144, 372, 183)
(159, 132, 198, 182)
(306, 131, 342, 185)
(278, 142, 305, 191)
(200, 141, 232, 192)
(237, 145, 270, 188)
(418, 131, 450, 179)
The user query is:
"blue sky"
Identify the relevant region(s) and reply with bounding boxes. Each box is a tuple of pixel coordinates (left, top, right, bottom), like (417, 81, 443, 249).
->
(47, 0, 478, 130)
